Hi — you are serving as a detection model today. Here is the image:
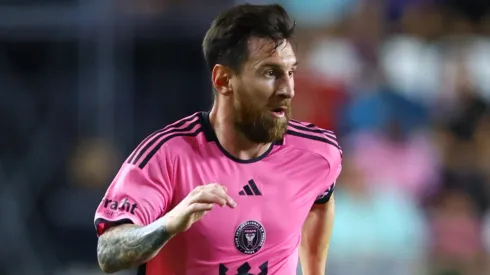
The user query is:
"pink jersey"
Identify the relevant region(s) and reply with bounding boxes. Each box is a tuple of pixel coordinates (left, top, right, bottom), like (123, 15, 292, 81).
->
(94, 112, 342, 275)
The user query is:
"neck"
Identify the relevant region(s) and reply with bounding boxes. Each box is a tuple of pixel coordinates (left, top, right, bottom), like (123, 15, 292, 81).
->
(209, 101, 272, 160)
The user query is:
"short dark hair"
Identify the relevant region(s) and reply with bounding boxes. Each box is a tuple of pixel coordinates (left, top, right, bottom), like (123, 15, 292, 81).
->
(202, 4, 295, 72)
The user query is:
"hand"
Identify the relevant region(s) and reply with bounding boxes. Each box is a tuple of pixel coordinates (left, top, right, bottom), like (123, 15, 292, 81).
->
(164, 183, 236, 235)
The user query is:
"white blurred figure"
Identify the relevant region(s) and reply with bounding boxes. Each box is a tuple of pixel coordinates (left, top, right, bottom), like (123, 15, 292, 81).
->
(465, 38, 490, 100)
(306, 37, 362, 88)
(380, 35, 442, 105)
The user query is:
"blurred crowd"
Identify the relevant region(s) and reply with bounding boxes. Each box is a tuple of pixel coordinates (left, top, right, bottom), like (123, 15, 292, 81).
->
(1, 0, 490, 275)
(286, 0, 490, 274)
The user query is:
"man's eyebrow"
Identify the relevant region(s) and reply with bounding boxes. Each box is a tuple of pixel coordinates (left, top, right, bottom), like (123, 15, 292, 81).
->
(259, 61, 299, 69)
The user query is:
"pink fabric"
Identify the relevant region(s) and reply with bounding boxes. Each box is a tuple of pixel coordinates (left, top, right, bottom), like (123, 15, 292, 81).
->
(94, 113, 342, 275)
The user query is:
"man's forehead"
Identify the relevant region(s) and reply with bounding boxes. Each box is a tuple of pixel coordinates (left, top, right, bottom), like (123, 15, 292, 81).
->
(246, 37, 296, 65)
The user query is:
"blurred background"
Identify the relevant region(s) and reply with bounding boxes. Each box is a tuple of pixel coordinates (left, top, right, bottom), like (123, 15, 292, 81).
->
(1, 0, 489, 274)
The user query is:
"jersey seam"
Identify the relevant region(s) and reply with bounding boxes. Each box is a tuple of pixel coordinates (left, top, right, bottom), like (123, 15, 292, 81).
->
(156, 142, 176, 215)
(286, 146, 332, 174)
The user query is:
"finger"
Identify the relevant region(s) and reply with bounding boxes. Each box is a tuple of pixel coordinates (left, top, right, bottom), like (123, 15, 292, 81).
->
(225, 196, 237, 208)
(205, 183, 222, 189)
(205, 183, 228, 193)
(209, 186, 237, 208)
(189, 202, 214, 213)
(202, 183, 224, 190)
(217, 186, 237, 208)
(192, 191, 227, 206)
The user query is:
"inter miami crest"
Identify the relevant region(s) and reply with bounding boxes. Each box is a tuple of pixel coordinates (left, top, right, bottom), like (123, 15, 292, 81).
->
(234, 220, 266, 254)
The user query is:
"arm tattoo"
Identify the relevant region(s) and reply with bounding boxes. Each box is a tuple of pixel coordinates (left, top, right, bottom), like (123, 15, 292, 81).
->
(97, 217, 171, 273)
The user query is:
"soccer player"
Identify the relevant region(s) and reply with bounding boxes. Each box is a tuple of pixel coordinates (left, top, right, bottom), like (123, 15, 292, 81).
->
(94, 4, 342, 275)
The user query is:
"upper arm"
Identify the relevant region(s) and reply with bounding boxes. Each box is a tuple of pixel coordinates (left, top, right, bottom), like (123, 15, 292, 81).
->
(304, 195, 335, 235)
(94, 143, 174, 237)
(301, 195, 335, 258)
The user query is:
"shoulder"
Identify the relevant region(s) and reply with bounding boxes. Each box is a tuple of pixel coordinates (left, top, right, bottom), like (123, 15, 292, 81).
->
(285, 119, 342, 162)
(126, 112, 204, 169)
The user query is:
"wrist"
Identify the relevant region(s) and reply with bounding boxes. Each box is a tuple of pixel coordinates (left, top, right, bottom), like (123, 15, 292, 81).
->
(159, 211, 179, 237)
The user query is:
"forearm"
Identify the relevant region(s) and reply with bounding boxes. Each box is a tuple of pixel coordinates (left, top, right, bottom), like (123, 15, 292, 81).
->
(97, 216, 172, 273)
(300, 196, 335, 275)
(300, 231, 329, 275)
(299, 250, 328, 275)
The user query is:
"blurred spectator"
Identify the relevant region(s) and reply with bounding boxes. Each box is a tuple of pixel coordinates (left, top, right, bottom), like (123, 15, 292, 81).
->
(292, 70, 348, 130)
(380, 36, 442, 104)
(429, 190, 485, 275)
(438, 139, 489, 216)
(445, 66, 489, 141)
(327, 159, 428, 275)
(306, 37, 361, 88)
(348, 119, 440, 200)
(434, 61, 490, 216)
(40, 138, 121, 266)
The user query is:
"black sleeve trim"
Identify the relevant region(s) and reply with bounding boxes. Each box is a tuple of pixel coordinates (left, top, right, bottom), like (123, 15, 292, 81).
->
(314, 183, 335, 204)
(94, 218, 135, 236)
(95, 218, 134, 229)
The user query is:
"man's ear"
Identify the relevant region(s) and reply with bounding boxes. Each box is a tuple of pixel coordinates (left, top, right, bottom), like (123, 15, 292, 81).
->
(212, 64, 233, 96)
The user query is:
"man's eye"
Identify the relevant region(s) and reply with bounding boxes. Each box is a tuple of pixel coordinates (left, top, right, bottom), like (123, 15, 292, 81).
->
(265, 70, 275, 77)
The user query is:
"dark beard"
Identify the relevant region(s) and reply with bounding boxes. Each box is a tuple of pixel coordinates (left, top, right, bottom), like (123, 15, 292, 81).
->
(234, 99, 290, 144)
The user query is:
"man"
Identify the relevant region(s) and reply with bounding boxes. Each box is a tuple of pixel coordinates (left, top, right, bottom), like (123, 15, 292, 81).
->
(94, 4, 342, 275)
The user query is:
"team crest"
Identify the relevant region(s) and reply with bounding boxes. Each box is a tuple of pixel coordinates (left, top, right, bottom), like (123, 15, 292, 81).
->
(234, 220, 266, 254)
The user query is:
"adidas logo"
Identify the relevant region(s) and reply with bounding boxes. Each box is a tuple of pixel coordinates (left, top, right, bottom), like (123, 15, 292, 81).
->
(239, 179, 262, 196)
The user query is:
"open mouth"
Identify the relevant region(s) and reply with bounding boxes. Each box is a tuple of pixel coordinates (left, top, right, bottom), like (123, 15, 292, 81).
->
(269, 107, 287, 118)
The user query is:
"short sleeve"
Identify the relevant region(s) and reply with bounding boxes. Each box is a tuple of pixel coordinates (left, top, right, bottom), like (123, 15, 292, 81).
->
(94, 147, 173, 236)
(314, 181, 336, 204)
(314, 149, 342, 204)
